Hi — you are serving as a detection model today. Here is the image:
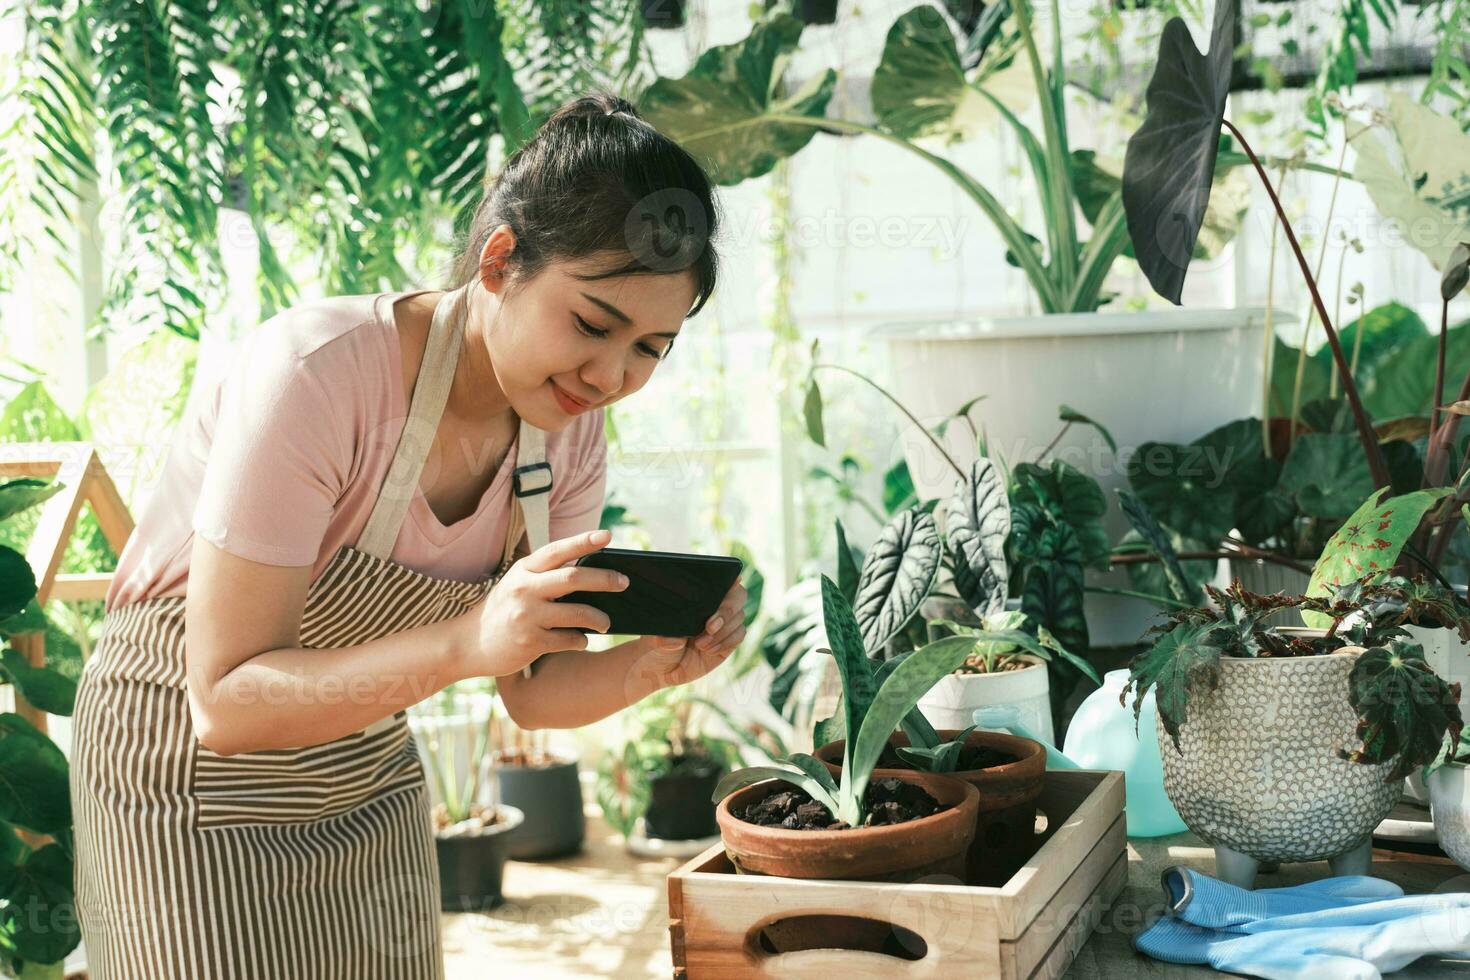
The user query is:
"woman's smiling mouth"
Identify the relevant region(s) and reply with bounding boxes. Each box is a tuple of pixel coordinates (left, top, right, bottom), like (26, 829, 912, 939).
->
(551, 381, 594, 413)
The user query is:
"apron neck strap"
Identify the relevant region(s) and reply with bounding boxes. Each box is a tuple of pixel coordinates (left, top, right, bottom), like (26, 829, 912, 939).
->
(358, 285, 555, 563)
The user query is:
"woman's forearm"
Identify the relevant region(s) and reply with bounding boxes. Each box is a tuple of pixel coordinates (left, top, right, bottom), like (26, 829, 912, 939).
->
(190, 612, 473, 756)
(496, 636, 671, 730)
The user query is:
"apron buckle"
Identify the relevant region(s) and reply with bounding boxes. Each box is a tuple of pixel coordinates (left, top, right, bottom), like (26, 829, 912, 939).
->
(512, 461, 553, 497)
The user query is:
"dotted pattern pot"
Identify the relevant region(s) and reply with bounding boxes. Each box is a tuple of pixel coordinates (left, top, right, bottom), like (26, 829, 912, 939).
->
(1156, 649, 1401, 884)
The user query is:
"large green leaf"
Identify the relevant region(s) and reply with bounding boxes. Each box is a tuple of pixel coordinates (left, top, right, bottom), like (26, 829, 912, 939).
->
(639, 13, 836, 185)
(1121, 0, 1234, 303)
(853, 508, 941, 654)
(1012, 460, 1110, 570)
(0, 480, 63, 525)
(1367, 320, 1470, 420)
(1304, 488, 1452, 628)
(1124, 621, 1223, 750)
(871, 6, 978, 142)
(0, 714, 69, 833)
(0, 843, 78, 963)
(1019, 523, 1089, 658)
(1341, 640, 1462, 782)
(1309, 302, 1430, 394)
(0, 648, 75, 717)
(843, 634, 975, 824)
(0, 550, 36, 625)
(1126, 433, 1242, 546)
(945, 458, 1010, 617)
(1278, 433, 1375, 521)
(834, 519, 861, 606)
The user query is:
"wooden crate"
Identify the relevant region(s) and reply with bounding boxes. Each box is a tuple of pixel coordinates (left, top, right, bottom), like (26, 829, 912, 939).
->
(667, 769, 1126, 978)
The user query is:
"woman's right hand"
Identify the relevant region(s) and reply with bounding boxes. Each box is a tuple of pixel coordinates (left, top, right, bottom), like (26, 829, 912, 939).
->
(458, 528, 629, 678)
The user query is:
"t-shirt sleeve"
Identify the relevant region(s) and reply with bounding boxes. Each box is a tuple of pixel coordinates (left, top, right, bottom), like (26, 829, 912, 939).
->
(192, 330, 349, 566)
(548, 408, 609, 542)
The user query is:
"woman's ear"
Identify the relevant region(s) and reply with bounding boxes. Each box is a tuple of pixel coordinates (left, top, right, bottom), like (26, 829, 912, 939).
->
(478, 224, 518, 294)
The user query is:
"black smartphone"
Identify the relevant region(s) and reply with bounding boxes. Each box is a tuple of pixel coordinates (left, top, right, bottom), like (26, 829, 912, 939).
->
(553, 546, 744, 637)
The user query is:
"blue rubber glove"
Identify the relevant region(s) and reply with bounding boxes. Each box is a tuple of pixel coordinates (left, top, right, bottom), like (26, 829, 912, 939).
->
(1137, 909, 1470, 980)
(1136, 867, 1470, 979)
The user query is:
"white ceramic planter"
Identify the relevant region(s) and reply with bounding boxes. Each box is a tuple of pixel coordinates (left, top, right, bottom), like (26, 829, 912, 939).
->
(917, 655, 1053, 745)
(1157, 649, 1402, 888)
(873, 308, 1280, 648)
(1428, 762, 1470, 871)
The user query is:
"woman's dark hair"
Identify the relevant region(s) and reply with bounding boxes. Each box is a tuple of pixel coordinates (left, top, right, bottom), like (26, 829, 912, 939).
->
(448, 91, 720, 319)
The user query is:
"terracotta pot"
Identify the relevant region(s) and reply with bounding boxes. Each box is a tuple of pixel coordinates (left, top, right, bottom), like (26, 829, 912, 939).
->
(814, 729, 1045, 885)
(716, 770, 978, 955)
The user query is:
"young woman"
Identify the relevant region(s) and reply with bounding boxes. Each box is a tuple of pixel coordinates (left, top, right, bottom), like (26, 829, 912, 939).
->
(69, 92, 743, 978)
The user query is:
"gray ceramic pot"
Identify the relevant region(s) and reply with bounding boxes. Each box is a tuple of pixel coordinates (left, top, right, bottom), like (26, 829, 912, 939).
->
(1429, 762, 1470, 871)
(495, 756, 585, 860)
(1156, 648, 1402, 888)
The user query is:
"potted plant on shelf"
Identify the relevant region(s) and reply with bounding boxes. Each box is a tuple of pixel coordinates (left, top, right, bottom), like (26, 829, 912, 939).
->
(596, 689, 782, 851)
(641, 4, 1268, 644)
(1122, 569, 1468, 889)
(417, 689, 524, 912)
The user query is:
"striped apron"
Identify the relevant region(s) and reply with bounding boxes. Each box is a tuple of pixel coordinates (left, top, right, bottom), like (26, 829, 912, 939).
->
(70, 281, 556, 979)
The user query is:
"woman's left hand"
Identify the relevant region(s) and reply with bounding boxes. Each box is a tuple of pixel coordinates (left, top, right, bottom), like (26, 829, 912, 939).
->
(639, 579, 748, 688)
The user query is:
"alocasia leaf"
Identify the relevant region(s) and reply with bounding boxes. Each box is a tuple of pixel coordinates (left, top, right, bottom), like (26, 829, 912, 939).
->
(1121, 0, 1235, 303)
(853, 508, 941, 654)
(1012, 460, 1111, 570)
(1019, 523, 1089, 657)
(1118, 488, 1202, 606)
(945, 458, 1010, 617)
(1278, 433, 1376, 521)
(1304, 487, 1452, 628)
(1341, 640, 1463, 782)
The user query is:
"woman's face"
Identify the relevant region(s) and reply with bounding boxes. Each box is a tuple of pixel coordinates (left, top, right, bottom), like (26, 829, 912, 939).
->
(474, 230, 698, 430)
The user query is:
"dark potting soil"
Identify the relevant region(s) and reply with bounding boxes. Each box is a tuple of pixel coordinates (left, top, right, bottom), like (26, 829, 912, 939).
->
(734, 777, 946, 830)
(874, 741, 1017, 773)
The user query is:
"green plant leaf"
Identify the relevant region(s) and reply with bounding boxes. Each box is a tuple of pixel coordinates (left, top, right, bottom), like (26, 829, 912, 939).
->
(1278, 432, 1376, 520)
(1117, 489, 1202, 605)
(1011, 460, 1111, 571)
(0, 843, 78, 963)
(1058, 404, 1118, 455)
(1367, 319, 1470, 419)
(853, 508, 941, 654)
(640, 13, 837, 185)
(711, 763, 840, 820)
(0, 549, 36, 625)
(1341, 640, 1463, 782)
(819, 575, 877, 765)
(1305, 487, 1452, 628)
(0, 480, 63, 525)
(784, 752, 839, 795)
(0, 714, 69, 833)
(871, 5, 997, 143)
(835, 519, 861, 606)
(803, 376, 825, 448)
(844, 634, 975, 823)
(1124, 621, 1223, 751)
(1121, 0, 1235, 303)
(945, 458, 1010, 618)
(0, 648, 75, 717)
(1019, 522, 1090, 658)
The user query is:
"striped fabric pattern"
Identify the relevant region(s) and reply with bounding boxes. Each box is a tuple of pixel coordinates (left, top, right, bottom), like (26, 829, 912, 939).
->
(70, 539, 510, 978)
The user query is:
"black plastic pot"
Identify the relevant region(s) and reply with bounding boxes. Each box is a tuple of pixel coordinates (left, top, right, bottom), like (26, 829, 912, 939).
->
(794, 0, 838, 24)
(434, 804, 523, 913)
(496, 756, 586, 859)
(644, 764, 723, 840)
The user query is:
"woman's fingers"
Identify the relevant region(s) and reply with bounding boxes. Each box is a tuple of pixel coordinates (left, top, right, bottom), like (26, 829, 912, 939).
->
(539, 564, 627, 598)
(545, 602, 612, 635)
(524, 528, 610, 573)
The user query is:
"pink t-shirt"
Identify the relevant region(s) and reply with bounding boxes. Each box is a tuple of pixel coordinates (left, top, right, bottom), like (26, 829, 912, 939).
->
(105, 289, 608, 613)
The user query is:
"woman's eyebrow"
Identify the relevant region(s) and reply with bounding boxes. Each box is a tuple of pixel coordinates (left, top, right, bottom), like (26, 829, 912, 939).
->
(580, 292, 679, 339)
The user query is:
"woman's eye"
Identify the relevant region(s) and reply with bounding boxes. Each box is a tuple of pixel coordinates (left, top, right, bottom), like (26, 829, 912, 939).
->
(575, 315, 668, 361)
